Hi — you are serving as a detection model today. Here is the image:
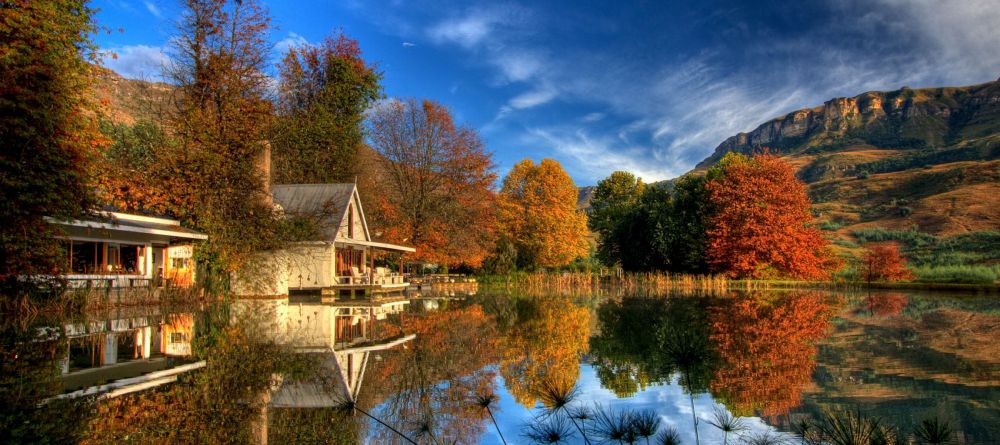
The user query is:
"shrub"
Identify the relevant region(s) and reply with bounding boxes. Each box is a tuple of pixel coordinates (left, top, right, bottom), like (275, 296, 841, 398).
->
(912, 264, 1000, 284)
(819, 220, 843, 231)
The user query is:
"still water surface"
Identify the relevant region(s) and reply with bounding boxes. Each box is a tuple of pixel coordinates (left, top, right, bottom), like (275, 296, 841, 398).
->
(3, 287, 998, 444)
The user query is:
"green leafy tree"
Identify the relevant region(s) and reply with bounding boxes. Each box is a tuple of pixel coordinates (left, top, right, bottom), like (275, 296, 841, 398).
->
(612, 186, 673, 271)
(662, 175, 710, 274)
(0, 0, 103, 298)
(272, 32, 383, 184)
(588, 172, 645, 265)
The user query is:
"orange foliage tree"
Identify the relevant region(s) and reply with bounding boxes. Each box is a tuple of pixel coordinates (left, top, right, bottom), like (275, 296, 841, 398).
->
(497, 294, 591, 408)
(366, 98, 498, 268)
(705, 153, 834, 279)
(709, 291, 833, 418)
(498, 159, 589, 268)
(860, 243, 913, 284)
(1, 0, 104, 294)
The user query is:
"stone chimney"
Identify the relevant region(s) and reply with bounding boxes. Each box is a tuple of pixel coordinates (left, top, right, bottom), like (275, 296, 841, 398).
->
(259, 141, 272, 205)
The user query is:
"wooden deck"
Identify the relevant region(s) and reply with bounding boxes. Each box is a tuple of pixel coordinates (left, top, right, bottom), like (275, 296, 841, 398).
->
(318, 282, 410, 300)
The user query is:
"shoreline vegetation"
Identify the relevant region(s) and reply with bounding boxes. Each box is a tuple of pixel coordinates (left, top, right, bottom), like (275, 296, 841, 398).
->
(478, 271, 1000, 295)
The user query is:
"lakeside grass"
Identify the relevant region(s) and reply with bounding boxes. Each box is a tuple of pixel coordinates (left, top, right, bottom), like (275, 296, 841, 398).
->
(479, 270, 1000, 295)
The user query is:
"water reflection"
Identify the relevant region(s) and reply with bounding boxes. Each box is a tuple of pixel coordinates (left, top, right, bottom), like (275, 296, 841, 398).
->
(2, 288, 998, 444)
(709, 292, 833, 419)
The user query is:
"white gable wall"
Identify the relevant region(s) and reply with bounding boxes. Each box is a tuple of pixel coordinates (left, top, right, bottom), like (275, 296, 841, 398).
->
(335, 191, 369, 242)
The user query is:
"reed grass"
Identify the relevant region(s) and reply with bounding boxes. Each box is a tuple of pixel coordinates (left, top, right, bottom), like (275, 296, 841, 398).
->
(481, 271, 730, 296)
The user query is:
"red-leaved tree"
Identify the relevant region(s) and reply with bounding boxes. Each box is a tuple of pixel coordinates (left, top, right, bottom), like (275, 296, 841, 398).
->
(860, 243, 913, 284)
(705, 153, 834, 279)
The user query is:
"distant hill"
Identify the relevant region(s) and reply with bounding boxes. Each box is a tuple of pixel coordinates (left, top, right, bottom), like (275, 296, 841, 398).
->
(691, 79, 1000, 237)
(89, 64, 174, 125)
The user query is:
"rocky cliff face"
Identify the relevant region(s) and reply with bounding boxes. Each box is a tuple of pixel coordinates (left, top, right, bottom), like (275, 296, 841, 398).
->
(696, 80, 1000, 168)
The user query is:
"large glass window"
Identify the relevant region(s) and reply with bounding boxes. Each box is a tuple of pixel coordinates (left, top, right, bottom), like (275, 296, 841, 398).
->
(67, 241, 145, 274)
(70, 241, 98, 274)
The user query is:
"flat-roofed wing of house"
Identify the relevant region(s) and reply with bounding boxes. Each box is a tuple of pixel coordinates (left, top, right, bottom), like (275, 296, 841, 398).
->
(47, 212, 207, 288)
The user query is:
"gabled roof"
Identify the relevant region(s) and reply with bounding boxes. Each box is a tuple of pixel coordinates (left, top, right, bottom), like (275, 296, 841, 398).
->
(271, 183, 369, 241)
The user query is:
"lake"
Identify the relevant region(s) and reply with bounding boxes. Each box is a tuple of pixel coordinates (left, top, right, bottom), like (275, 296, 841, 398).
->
(2, 286, 998, 444)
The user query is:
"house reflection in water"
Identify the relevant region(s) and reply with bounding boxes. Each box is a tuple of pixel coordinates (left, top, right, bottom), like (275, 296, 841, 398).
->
(58, 311, 196, 392)
(237, 296, 415, 442)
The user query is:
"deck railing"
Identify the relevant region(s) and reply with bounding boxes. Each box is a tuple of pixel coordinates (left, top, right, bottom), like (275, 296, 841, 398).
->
(336, 273, 407, 286)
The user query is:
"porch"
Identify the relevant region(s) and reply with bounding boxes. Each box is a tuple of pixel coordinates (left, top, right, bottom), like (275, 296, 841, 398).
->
(329, 239, 415, 298)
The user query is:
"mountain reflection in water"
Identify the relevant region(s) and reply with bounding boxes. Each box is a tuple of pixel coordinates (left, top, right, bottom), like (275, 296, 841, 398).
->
(1, 288, 998, 444)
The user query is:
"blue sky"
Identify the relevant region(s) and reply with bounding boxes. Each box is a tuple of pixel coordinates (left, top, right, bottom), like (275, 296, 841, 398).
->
(94, 0, 1000, 185)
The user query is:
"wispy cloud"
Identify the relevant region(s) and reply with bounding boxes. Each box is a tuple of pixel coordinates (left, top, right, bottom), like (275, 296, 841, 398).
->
(508, 87, 556, 109)
(274, 32, 308, 55)
(427, 13, 498, 49)
(402, 41, 416, 47)
(528, 128, 681, 182)
(101, 45, 170, 81)
(143, 1, 161, 18)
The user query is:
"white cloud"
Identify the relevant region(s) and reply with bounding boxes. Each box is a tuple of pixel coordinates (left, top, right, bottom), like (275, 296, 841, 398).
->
(581, 112, 605, 123)
(101, 45, 170, 81)
(491, 51, 543, 83)
(427, 14, 497, 49)
(274, 32, 308, 55)
(143, 1, 161, 18)
(508, 87, 556, 109)
(402, 41, 416, 47)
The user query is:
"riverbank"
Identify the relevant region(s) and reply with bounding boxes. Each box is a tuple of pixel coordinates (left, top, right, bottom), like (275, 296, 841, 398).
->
(476, 271, 1000, 295)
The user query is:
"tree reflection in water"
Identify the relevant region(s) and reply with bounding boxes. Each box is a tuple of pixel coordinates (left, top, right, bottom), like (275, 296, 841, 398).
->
(362, 305, 500, 444)
(589, 291, 835, 442)
(710, 291, 834, 419)
(1, 315, 92, 444)
(860, 292, 908, 317)
(495, 294, 592, 409)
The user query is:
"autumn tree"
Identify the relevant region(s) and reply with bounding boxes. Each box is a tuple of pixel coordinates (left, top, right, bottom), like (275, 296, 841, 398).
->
(704, 153, 834, 279)
(498, 159, 589, 269)
(588, 171, 645, 265)
(0, 0, 103, 296)
(272, 32, 382, 184)
(95, 119, 195, 217)
(859, 243, 913, 285)
(167, 0, 279, 275)
(366, 98, 498, 267)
